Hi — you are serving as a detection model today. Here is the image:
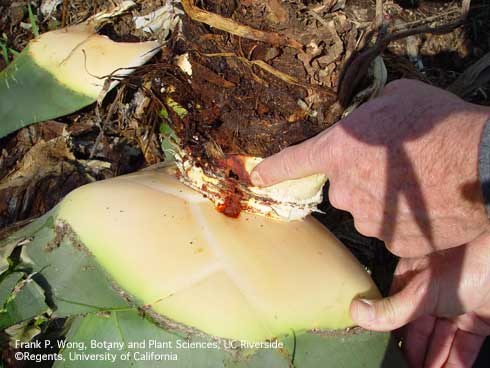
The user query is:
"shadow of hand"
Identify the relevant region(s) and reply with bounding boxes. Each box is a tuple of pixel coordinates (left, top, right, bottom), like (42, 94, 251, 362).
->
(252, 79, 490, 257)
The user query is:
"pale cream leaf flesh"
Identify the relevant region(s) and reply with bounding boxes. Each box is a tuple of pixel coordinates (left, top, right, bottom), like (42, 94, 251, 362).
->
(58, 166, 380, 341)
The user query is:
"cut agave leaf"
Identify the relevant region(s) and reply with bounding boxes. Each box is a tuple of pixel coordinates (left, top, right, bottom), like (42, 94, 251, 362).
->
(0, 165, 407, 366)
(0, 3, 160, 139)
(0, 272, 50, 330)
(53, 310, 404, 368)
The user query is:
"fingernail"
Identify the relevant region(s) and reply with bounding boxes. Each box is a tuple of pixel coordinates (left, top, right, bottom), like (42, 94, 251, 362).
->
(250, 171, 264, 187)
(352, 299, 376, 323)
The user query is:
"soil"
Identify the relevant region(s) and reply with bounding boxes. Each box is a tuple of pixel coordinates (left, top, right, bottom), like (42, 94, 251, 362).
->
(0, 1, 490, 365)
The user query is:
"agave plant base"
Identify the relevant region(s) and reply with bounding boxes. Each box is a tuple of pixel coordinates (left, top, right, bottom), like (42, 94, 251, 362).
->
(0, 166, 406, 367)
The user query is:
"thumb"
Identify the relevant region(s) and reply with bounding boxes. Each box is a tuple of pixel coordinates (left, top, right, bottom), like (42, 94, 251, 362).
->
(250, 130, 333, 187)
(350, 270, 436, 331)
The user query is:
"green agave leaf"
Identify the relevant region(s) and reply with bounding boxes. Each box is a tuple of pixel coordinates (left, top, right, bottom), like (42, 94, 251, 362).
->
(0, 272, 24, 307)
(0, 50, 92, 138)
(0, 275, 49, 330)
(53, 310, 405, 368)
(0, 245, 14, 275)
(0, 169, 407, 367)
(17, 211, 130, 317)
(0, 12, 159, 139)
(55, 311, 231, 368)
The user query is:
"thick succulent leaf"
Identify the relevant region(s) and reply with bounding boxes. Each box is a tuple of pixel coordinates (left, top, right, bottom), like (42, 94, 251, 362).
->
(0, 50, 93, 138)
(0, 167, 407, 367)
(0, 15, 159, 139)
(282, 330, 405, 368)
(0, 212, 129, 325)
(18, 212, 130, 317)
(0, 275, 49, 330)
(53, 310, 406, 368)
(56, 167, 380, 341)
(0, 272, 24, 306)
(55, 311, 232, 368)
(0, 212, 56, 277)
(0, 242, 14, 274)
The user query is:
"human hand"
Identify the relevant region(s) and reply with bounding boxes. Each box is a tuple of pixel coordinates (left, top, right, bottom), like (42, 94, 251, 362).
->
(251, 79, 490, 257)
(349, 231, 490, 367)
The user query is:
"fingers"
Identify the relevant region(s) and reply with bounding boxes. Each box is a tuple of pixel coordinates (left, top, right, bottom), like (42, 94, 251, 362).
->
(403, 317, 486, 368)
(444, 329, 485, 368)
(250, 129, 334, 187)
(454, 312, 490, 337)
(424, 319, 457, 368)
(350, 269, 437, 331)
(328, 182, 386, 238)
(401, 315, 436, 368)
(327, 180, 351, 212)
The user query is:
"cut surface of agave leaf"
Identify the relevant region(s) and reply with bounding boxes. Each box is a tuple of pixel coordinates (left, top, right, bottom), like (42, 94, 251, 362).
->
(176, 154, 328, 221)
(0, 165, 407, 367)
(56, 165, 378, 341)
(0, 2, 160, 139)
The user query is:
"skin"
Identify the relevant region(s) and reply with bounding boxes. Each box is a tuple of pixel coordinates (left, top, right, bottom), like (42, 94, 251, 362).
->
(354, 232, 490, 367)
(251, 79, 490, 367)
